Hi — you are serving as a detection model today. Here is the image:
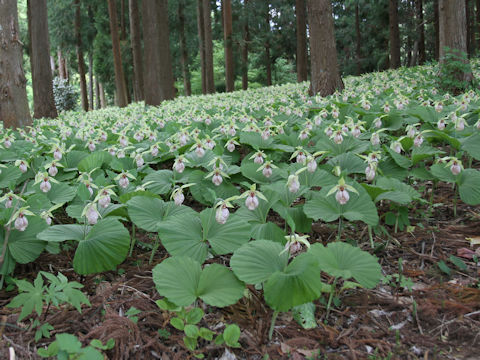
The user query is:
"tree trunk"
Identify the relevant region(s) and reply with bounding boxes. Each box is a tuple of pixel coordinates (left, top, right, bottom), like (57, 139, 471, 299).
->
(355, 1, 362, 75)
(95, 77, 101, 109)
(203, 0, 215, 93)
(28, 0, 58, 119)
(74, 0, 89, 111)
(178, 0, 192, 96)
(466, 0, 472, 56)
(296, 0, 308, 82)
(476, 0, 480, 49)
(241, 0, 249, 90)
(389, 0, 401, 68)
(197, 0, 206, 94)
(120, 0, 127, 40)
(0, 0, 32, 128)
(129, 0, 144, 101)
(156, 0, 175, 100)
(50, 56, 56, 75)
(107, 0, 128, 107)
(88, 53, 95, 110)
(142, 0, 174, 104)
(223, 0, 234, 92)
(439, 0, 474, 83)
(99, 83, 106, 108)
(265, 2, 272, 86)
(416, 0, 426, 64)
(434, 0, 440, 60)
(58, 49, 66, 79)
(307, 0, 344, 96)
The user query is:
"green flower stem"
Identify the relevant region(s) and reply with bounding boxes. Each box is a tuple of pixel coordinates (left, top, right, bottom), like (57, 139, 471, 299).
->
(326, 277, 337, 319)
(268, 310, 279, 340)
(368, 225, 374, 248)
(336, 216, 343, 241)
(149, 235, 160, 265)
(129, 224, 136, 257)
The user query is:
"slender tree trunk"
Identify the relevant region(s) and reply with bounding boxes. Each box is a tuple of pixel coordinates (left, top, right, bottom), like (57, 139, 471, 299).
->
(434, 0, 440, 60)
(439, 0, 474, 84)
(156, 0, 175, 100)
(88, 53, 94, 110)
(416, 0, 426, 64)
(223, 0, 234, 92)
(95, 77, 101, 109)
(354, 1, 362, 75)
(389, 0, 401, 68)
(197, 0, 207, 94)
(203, 0, 215, 93)
(296, 0, 308, 82)
(27, 0, 58, 119)
(99, 83, 106, 108)
(178, 0, 192, 96)
(307, 0, 344, 96)
(129, 0, 144, 101)
(143, 0, 163, 104)
(58, 49, 66, 79)
(74, 0, 89, 111)
(0, 0, 32, 128)
(107, 0, 128, 107)
(242, 0, 249, 90)
(476, 0, 480, 50)
(265, 2, 272, 86)
(120, 0, 127, 41)
(50, 56, 56, 75)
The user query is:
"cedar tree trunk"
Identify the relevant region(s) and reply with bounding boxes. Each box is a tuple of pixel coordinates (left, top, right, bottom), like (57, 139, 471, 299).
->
(307, 0, 344, 96)
(28, 0, 58, 119)
(75, 0, 89, 111)
(129, 0, 144, 101)
(0, 0, 32, 128)
(223, 0, 235, 92)
(107, 0, 128, 107)
(389, 0, 401, 68)
(178, 0, 192, 96)
(296, 0, 308, 82)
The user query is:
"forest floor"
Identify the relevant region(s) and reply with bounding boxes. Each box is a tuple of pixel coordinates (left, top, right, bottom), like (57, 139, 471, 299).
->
(0, 181, 479, 360)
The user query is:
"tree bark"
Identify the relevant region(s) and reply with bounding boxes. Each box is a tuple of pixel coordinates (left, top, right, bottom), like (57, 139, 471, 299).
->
(120, 0, 127, 40)
(58, 49, 66, 79)
(296, 0, 308, 82)
(156, 0, 175, 100)
(0, 0, 32, 128)
(129, 0, 144, 101)
(203, 0, 215, 93)
(95, 77, 101, 109)
(389, 0, 401, 68)
(197, 0, 206, 94)
(307, 0, 344, 96)
(476, 0, 480, 49)
(439, 0, 474, 83)
(241, 0, 249, 90)
(99, 83, 106, 108)
(416, 0, 426, 64)
(88, 52, 94, 110)
(466, 0, 472, 56)
(434, 0, 440, 60)
(74, 0, 89, 111)
(27, 0, 58, 119)
(107, 0, 128, 107)
(355, 1, 362, 74)
(142, 0, 174, 104)
(178, 0, 192, 96)
(223, 0, 234, 92)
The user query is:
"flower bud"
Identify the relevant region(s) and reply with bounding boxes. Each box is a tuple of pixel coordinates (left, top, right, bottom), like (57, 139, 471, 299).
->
(215, 205, 230, 224)
(174, 191, 185, 206)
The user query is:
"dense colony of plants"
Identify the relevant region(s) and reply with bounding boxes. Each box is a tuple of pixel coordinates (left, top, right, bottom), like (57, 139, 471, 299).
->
(2, 63, 480, 355)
